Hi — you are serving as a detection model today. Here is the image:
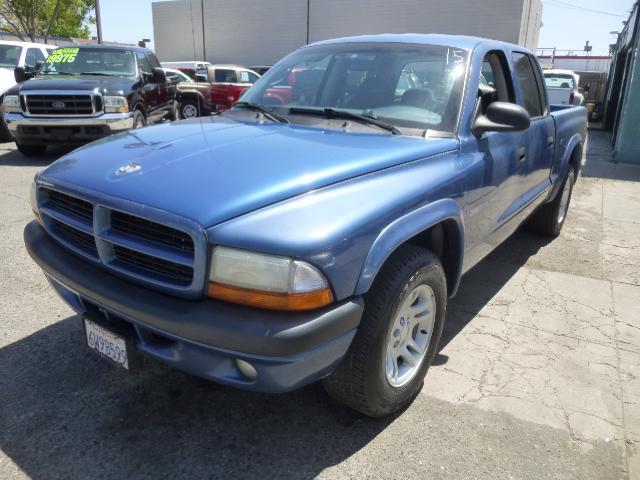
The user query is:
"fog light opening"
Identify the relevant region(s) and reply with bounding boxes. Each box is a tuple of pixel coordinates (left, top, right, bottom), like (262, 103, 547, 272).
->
(235, 359, 258, 381)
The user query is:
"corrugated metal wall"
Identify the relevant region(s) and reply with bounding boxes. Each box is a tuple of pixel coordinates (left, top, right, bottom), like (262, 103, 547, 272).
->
(153, 0, 541, 65)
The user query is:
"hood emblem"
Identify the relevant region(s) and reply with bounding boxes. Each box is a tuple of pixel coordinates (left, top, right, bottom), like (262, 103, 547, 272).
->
(51, 101, 66, 109)
(115, 162, 142, 176)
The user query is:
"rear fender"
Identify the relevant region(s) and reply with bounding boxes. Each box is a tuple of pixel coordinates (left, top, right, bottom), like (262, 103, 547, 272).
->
(548, 133, 583, 201)
(355, 198, 464, 297)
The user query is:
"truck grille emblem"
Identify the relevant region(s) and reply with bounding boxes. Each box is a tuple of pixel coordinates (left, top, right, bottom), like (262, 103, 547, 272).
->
(51, 101, 66, 109)
(115, 162, 142, 176)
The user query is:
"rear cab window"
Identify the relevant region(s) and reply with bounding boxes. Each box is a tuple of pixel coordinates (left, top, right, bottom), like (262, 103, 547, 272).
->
(214, 69, 237, 83)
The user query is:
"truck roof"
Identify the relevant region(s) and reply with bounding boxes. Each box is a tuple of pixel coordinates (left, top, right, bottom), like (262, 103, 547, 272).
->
(308, 33, 529, 53)
(0, 39, 56, 48)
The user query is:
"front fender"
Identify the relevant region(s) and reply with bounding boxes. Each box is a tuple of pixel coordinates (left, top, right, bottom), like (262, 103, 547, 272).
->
(355, 198, 464, 297)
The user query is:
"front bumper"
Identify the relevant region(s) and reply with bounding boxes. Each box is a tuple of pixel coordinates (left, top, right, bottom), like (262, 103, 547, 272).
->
(24, 221, 363, 392)
(5, 112, 134, 145)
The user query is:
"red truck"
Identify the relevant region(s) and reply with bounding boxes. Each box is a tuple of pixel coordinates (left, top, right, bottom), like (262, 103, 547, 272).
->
(198, 65, 261, 111)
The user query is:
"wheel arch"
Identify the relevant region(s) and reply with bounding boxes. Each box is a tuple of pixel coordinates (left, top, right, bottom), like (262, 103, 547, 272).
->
(354, 198, 465, 298)
(548, 133, 584, 202)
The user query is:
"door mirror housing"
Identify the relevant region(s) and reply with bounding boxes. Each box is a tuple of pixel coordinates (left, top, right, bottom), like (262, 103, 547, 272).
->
(152, 67, 166, 83)
(14, 67, 27, 83)
(473, 101, 531, 135)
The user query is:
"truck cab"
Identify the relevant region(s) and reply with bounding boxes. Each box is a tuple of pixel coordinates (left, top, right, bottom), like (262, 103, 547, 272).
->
(202, 64, 261, 111)
(2, 45, 179, 156)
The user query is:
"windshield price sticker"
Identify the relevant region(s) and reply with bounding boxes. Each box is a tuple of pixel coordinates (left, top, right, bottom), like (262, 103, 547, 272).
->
(46, 48, 79, 63)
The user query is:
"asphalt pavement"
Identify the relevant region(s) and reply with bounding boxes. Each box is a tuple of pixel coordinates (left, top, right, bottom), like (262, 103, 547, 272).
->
(1, 130, 639, 479)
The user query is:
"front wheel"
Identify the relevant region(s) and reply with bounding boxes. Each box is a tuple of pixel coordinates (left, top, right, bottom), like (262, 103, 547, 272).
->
(323, 245, 446, 417)
(180, 99, 200, 119)
(132, 110, 146, 129)
(16, 143, 46, 156)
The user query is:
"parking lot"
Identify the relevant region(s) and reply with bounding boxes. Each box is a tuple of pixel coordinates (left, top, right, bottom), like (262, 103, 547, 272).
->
(1, 129, 639, 479)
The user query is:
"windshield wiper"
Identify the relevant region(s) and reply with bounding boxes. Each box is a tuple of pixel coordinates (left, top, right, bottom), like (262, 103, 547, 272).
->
(79, 72, 121, 77)
(43, 71, 77, 75)
(288, 107, 402, 135)
(233, 102, 290, 124)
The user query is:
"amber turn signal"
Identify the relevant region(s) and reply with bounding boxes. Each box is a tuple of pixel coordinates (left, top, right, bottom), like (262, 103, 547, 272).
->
(208, 282, 333, 311)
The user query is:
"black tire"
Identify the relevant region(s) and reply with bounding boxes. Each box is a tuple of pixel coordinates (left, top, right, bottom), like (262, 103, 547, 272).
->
(323, 245, 447, 417)
(132, 109, 146, 129)
(168, 99, 180, 121)
(0, 116, 13, 142)
(180, 99, 200, 119)
(16, 143, 46, 156)
(528, 168, 575, 237)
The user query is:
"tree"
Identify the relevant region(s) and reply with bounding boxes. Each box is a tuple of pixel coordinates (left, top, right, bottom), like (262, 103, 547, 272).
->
(0, 0, 94, 42)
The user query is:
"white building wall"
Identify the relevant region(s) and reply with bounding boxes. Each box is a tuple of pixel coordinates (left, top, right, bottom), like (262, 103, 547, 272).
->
(153, 0, 541, 65)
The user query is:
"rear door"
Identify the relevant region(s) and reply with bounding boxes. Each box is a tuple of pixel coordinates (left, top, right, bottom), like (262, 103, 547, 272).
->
(511, 52, 554, 201)
(210, 68, 238, 109)
(146, 52, 172, 113)
(463, 50, 529, 259)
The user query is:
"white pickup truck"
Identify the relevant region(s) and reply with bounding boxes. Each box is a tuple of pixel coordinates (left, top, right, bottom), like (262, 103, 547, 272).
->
(0, 40, 57, 141)
(543, 69, 584, 106)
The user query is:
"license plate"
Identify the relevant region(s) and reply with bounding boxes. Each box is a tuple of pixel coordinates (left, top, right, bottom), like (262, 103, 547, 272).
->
(84, 318, 129, 370)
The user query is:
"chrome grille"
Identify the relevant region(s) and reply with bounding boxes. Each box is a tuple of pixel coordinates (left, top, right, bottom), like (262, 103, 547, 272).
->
(37, 187, 203, 296)
(25, 94, 97, 116)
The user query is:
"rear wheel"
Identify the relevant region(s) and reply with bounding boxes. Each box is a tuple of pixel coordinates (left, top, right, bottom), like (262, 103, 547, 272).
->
(528, 168, 575, 237)
(323, 245, 446, 417)
(16, 143, 46, 156)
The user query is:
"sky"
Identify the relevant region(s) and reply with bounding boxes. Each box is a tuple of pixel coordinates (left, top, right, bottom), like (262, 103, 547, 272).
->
(93, 0, 635, 56)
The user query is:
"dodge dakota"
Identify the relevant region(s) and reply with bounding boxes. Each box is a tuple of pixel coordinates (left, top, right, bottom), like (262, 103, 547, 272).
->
(24, 34, 588, 417)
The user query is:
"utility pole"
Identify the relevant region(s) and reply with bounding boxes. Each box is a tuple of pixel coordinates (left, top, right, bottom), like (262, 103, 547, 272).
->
(95, 0, 103, 44)
(200, 0, 206, 61)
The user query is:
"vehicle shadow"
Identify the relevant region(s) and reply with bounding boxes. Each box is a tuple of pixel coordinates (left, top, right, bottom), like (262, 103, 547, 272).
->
(0, 143, 73, 167)
(0, 230, 552, 479)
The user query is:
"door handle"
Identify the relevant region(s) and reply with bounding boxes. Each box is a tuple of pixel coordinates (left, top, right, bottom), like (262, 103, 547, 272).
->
(547, 136, 555, 148)
(517, 147, 527, 163)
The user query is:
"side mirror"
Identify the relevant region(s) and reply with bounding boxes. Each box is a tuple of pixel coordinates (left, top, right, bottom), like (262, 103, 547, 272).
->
(473, 101, 530, 135)
(14, 67, 26, 83)
(35, 61, 44, 72)
(152, 67, 166, 83)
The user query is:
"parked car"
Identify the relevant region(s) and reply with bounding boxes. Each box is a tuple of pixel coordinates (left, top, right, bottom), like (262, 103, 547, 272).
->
(200, 64, 261, 110)
(163, 68, 213, 118)
(0, 40, 57, 141)
(543, 69, 584, 106)
(24, 34, 587, 416)
(161, 60, 211, 71)
(248, 65, 272, 75)
(2, 45, 179, 155)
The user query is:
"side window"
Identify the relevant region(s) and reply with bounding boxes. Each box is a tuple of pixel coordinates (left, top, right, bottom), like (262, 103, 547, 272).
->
(146, 53, 161, 69)
(136, 51, 152, 75)
(512, 52, 543, 118)
(479, 51, 514, 114)
(24, 48, 39, 68)
(247, 71, 259, 83)
(528, 55, 548, 116)
(214, 69, 237, 83)
(238, 70, 251, 83)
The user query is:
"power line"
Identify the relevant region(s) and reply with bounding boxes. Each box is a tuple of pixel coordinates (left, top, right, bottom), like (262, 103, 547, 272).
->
(543, 0, 627, 18)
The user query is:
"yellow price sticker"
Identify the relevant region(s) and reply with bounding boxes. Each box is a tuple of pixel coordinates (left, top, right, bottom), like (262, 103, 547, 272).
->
(46, 48, 79, 64)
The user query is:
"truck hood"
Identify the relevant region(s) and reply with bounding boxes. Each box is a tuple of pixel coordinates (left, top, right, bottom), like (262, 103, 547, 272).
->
(16, 75, 136, 94)
(40, 117, 457, 228)
(0, 68, 16, 95)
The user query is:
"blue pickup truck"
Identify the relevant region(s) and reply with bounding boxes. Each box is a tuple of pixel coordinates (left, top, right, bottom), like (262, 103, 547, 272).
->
(24, 34, 587, 416)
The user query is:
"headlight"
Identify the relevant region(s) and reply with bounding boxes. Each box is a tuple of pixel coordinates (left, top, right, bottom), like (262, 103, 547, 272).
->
(30, 177, 42, 225)
(103, 95, 129, 113)
(2, 95, 20, 113)
(207, 246, 333, 311)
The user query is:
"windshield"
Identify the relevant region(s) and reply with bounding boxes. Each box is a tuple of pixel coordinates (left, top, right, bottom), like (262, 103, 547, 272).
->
(0, 45, 21, 69)
(240, 42, 469, 134)
(41, 47, 136, 76)
(544, 74, 576, 89)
